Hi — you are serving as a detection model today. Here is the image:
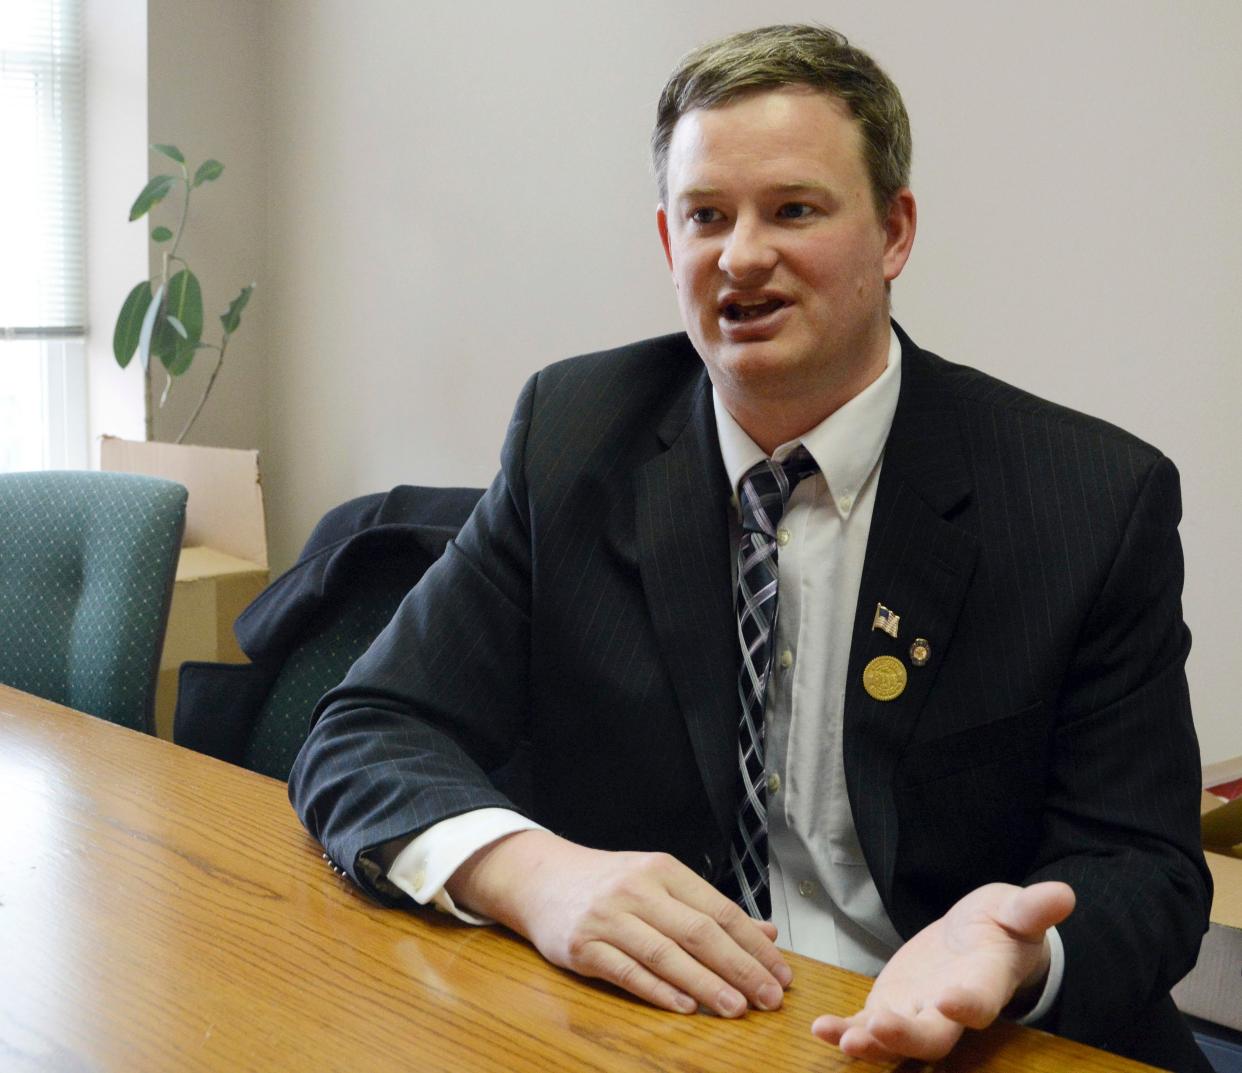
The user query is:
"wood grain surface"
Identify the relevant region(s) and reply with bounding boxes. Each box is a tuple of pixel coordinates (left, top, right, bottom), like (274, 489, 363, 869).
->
(0, 685, 1159, 1072)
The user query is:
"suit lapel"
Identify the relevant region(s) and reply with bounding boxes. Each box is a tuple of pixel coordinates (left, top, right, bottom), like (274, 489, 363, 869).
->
(845, 328, 979, 910)
(635, 372, 739, 843)
(631, 332, 983, 881)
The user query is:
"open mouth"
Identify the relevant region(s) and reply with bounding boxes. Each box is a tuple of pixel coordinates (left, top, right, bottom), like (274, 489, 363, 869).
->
(723, 298, 787, 321)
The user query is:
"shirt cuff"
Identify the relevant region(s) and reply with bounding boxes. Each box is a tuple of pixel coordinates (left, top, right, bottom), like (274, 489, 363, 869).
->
(1014, 925, 1064, 1026)
(387, 808, 545, 925)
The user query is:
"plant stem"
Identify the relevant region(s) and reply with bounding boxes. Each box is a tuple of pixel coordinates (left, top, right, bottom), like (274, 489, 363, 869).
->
(144, 364, 154, 440)
(146, 165, 190, 442)
(168, 165, 191, 266)
(175, 338, 227, 444)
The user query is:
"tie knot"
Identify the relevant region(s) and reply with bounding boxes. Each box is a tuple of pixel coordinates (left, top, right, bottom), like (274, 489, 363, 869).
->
(737, 446, 819, 536)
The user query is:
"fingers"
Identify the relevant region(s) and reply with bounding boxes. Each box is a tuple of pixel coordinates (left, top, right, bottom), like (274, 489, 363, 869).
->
(659, 864, 792, 987)
(935, 982, 1004, 1030)
(810, 1012, 849, 1044)
(861, 1006, 964, 1062)
(601, 910, 753, 1017)
(703, 897, 793, 990)
(575, 937, 699, 1015)
(526, 847, 791, 1018)
(810, 880, 1079, 1064)
(641, 886, 790, 1012)
(812, 1007, 963, 1063)
(998, 881, 1075, 939)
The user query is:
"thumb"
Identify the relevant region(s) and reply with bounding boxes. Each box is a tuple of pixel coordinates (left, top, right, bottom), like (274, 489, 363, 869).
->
(999, 881, 1075, 940)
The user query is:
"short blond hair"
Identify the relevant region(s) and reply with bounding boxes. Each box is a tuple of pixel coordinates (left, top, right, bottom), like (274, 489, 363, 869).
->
(652, 24, 911, 216)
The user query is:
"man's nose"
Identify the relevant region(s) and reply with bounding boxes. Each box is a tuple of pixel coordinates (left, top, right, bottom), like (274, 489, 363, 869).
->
(718, 217, 778, 281)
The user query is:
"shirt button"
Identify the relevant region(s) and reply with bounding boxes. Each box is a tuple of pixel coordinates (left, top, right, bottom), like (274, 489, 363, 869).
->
(776, 527, 790, 546)
(838, 495, 854, 512)
(779, 649, 793, 669)
(798, 879, 816, 898)
(766, 772, 781, 795)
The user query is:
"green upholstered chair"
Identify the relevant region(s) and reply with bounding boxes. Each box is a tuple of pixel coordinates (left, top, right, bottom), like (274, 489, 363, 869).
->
(174, 485, 482, 781)
(239, 569, 417, 779)
(0, 470, 187, 733)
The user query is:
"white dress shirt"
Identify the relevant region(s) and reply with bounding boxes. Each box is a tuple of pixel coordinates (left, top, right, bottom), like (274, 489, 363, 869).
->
(713, 329, 904, 972)
(388, 329, 1061, 1019)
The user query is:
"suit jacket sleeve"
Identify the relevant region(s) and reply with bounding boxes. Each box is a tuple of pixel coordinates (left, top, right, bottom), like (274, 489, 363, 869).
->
(1024, 454, 1210, 1055)
(288, 373, 542, 903)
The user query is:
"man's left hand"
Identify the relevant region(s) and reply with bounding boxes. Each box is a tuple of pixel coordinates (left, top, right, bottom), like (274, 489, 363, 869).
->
(811, 881, 1075, 1063)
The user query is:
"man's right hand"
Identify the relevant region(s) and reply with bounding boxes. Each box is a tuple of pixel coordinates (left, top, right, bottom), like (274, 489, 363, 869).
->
(445, 829, 793, 1017)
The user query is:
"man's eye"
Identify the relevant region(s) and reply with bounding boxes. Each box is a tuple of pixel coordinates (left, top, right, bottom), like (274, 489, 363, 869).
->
(689, 207, 722, 224)
(777, 203, 815, 219)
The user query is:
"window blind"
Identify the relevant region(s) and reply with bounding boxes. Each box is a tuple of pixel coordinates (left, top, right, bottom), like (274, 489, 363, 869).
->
(0, 0, 85, 339)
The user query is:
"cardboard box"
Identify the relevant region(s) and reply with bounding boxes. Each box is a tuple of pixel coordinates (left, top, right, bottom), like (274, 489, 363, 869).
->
(100, 438, 268, 739)
(1172, 756, 1242, 1032)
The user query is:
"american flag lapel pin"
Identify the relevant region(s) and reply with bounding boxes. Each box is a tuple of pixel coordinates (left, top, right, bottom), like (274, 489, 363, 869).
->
(872, 603, 900, 638)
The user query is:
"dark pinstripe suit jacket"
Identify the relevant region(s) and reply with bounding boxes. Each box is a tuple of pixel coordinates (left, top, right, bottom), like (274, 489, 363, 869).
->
(290, 324, 1211, 1071)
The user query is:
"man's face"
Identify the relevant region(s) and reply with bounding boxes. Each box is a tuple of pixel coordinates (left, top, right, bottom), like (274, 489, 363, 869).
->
(657, 87, 915, 430)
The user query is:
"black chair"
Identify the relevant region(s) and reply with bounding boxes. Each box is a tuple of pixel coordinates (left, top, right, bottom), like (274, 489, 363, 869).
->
(174, 485, 482, 779)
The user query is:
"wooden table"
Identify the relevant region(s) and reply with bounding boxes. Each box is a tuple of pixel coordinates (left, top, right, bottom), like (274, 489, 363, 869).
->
(0, 685, 1157, 1072)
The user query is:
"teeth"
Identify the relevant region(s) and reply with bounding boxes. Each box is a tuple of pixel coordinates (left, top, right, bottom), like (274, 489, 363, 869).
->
(726, 299, 784, 321)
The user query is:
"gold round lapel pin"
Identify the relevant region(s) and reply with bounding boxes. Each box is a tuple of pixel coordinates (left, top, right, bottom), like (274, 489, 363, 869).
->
(862, 655, 907, 701)
(909, 638, 931, 666)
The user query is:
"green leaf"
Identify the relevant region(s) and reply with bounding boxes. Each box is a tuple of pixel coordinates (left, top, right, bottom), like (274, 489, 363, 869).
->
(163, 271, 204, 342)
(138, 283, 166, 372)
(192, 159, 224, 187)
(151, 143, 185, 164)
(219, 283, 254, 335)
(151, 269, 204, 376)
(113, 281, 153, 369)
(164, 346, 196, 377)
(151, 226, 173, 243)
(129, 174, 177, 221)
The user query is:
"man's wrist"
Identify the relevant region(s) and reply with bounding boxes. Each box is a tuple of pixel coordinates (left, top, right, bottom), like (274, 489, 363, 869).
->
(387, 808, 545, 923)
(445, 828, 560, 928)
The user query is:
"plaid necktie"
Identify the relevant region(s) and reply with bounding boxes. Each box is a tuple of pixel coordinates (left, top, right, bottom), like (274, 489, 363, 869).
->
(724, 446, 819, 919)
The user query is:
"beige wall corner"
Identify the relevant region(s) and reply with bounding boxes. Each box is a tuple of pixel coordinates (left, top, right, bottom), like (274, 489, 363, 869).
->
(145, 0, 269, 454)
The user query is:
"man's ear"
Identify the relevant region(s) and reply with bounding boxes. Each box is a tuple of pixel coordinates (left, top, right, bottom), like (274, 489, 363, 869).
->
(657, 205, 675, 273)
(882, 188, 917, 283)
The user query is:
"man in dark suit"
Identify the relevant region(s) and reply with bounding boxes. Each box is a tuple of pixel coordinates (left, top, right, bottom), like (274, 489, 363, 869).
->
(290, 25, 1210, 1071)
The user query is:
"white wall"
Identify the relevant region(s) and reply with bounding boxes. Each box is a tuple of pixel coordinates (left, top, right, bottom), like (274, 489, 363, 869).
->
(249, 1, 1240, 760)
(84, 0, 147, 453)
(262, 1, 684, 564)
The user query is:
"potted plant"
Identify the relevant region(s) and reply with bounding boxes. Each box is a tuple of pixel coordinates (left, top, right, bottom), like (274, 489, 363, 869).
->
(103, 145, 268, 740)
(112, 144, 254, 444)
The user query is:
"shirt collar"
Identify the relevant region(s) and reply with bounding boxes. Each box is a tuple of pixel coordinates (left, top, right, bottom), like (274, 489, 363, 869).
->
(713, 327, 902, 518)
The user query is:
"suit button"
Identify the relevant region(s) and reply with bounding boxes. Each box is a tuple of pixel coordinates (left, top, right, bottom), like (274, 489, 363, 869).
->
(798, 879, 816, 898)
(766, 772, 781, 794)
(779, 649, 793, 670)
